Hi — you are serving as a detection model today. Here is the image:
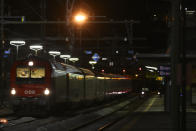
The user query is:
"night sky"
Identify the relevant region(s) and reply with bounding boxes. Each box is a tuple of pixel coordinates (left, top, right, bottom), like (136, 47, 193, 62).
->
(2, 0, 196, 64)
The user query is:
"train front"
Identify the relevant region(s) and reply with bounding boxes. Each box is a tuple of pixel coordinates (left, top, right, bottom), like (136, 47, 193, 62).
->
(9, 58, 52, 113)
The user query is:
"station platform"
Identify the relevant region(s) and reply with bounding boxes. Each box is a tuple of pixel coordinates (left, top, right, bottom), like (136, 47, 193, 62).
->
(107, 95, 196, 131)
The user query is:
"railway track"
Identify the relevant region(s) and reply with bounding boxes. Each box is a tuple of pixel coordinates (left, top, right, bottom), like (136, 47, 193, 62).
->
(69, 96, 144, 131)
(97, 99, 145, 131)
(0, 96, 138, 131)
(0, 94, 142, 131)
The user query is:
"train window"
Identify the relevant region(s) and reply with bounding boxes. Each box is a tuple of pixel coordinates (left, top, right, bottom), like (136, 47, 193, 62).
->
(16, 67, 45, 83)
(31, 68, 45, 78)
(16, 67, 30, 78)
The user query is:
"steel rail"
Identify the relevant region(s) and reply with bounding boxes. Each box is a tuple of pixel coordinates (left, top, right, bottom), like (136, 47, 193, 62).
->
(69, 96, 138, 131)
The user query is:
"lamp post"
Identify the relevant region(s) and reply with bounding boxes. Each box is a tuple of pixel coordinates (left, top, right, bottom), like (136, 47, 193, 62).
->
(69, 57, 79, 65)
(60, 55, 71, 64)
(74, 12, 87, 65)
(10, 40, 25, 58)
(29, 45, 43, 56)
(89, 61, 97, 70)
(49, 51, 61, 60)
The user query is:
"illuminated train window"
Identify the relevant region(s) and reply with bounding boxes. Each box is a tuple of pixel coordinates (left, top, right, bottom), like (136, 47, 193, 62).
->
(16, 67, 45, 79)
(31, 68, 45, 78)
(16, 68, 30, 78)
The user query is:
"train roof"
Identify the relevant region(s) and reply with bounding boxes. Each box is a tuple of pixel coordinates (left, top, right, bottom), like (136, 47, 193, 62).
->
(15, 56, 50, 63)
(51, 61, 82, 73)
(13, 56, 130, 79)
(79, 68, 95, 76)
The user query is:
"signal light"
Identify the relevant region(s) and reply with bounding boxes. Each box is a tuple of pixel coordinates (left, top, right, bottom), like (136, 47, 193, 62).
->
(139, 67, 142, 71)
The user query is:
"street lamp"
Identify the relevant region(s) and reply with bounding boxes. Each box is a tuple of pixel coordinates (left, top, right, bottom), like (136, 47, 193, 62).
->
(60, 55, 71, 64)
(29, 45, 43, 56)
(74, 12, 87, 24)
(49, 51, 61, 60)
(10, 40, 25, 58)
(89, 61, 97, 70)
(69, 57, 79, 64)
(74, 12, 87, 60)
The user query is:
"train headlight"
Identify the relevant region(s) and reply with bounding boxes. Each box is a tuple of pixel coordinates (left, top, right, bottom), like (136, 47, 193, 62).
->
(11, 88, 16, 95)
(44, 88, 50, 95)
(141, 91, 145, 95)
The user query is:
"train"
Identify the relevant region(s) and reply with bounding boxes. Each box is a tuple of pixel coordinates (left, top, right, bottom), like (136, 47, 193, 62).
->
(9, 56, 134, 114)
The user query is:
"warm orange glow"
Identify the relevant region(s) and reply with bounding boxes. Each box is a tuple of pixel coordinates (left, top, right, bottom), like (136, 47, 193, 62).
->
(0, 118, 8, 123)
(111, 77, 128, 80)
(74, 12, 87, 24)
(97, 77, 105, 79)
(156, 76, 163, 81)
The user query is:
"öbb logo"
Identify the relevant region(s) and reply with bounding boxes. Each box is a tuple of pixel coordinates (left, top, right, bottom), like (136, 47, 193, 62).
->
(24, 90, 36, 94)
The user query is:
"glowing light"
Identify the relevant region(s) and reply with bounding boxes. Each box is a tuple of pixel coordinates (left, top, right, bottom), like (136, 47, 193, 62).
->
(89, 61, 97, 64)
(102, 58, 107, 61)
(186, 10, 195, 15)
(11, 88, 16, 95)
(69, 58, 79, 62)
(48, 51, 61, 56)
(60, 55, 71, 59)
(29, 45, 43, 50)
(49, 51, 61, 59)
(97, 77, 105, 79)
(0, 118, 8, 123)
(28, 61, 34, 66)
(135, 74, 139, 77)
(44, 88, 50, 95)
(145, 66, 157, 70)
(29, 45, 43, 56)
(74, 12, 87, 24)
(141, 91, 145, 95)
(10, 40, 25, 46)
(148, 69, 154, 72)
(156, 76, 163, 81)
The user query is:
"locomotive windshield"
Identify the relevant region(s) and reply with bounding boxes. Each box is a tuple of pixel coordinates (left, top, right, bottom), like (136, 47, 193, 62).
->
(16, 67, 45, 83)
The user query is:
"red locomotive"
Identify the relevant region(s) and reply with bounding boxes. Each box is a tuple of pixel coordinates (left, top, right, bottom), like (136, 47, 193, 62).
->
(9, 56, 133, 114)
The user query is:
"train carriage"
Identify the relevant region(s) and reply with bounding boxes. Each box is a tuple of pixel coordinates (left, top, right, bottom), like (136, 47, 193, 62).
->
(9, 56, 133, 114)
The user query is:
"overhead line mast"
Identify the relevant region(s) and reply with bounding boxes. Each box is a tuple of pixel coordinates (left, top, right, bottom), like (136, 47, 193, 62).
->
(0, 0, 4, 103)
